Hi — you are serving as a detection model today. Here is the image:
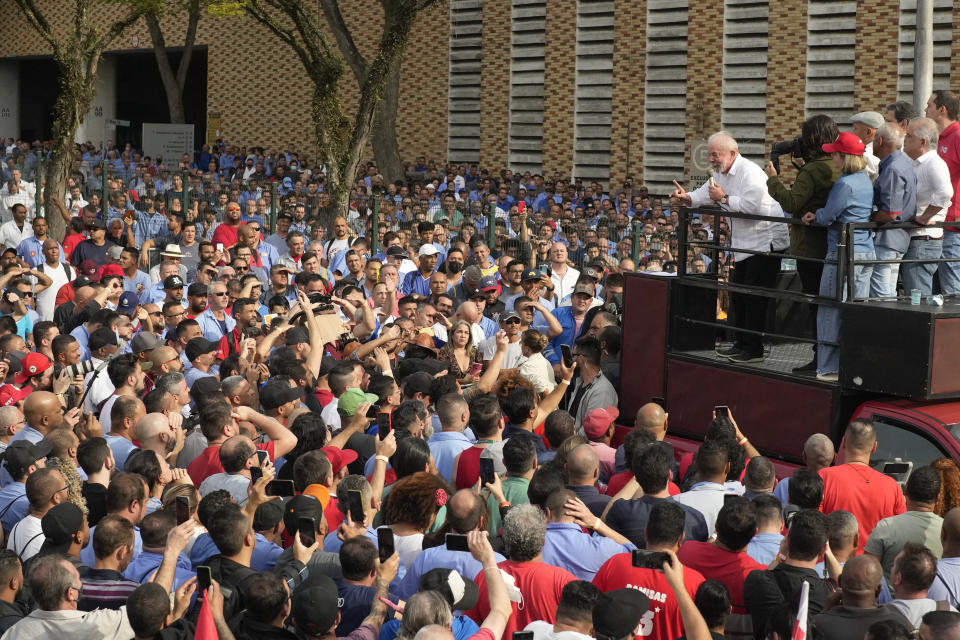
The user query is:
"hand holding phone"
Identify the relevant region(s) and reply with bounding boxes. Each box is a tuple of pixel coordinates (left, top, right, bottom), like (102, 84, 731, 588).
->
(175, 496, 190, 525)
(445, 533, 470, 552)
(265, 479, 295, 497)
(298, 517, 317, 548)
(632, 549, 670, 571)
(479, 457, 496, 487)
(197, 566, 212, 591)
(347, 490, 365, 525)
(560, 344, 573, 368)
(377, 412, 391, 440)
(378, 527, 395, 563)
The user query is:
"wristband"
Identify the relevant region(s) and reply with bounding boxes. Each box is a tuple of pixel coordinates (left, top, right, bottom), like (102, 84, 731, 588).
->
(375, 455, 389, 464)
(499, 500, 511, 508)
(738, 436, 748, 446)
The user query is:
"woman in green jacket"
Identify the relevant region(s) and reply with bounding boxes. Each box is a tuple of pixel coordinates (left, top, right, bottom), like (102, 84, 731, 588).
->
(765, 114, 839, 373)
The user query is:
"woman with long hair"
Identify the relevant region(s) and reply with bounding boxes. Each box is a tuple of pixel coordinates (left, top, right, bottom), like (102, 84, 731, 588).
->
(517, 329, 556, 394)
(802, 132, 875, 381)
(381, 471, 451, 576)
(437, 320, 481, 385)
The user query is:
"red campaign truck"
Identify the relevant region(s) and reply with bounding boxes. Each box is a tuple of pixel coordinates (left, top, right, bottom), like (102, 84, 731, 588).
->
(617, 268, 960, 479)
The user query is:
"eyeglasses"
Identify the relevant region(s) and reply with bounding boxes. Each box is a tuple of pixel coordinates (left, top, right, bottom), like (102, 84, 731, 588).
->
(17, 291, 32, 298)
(502, 318, 521, 325)
(249, 226, 261, 232)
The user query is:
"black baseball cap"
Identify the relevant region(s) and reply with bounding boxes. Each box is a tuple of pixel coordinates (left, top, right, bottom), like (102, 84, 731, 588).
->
(39, 502, 85, 555)
(593, 589, 651, 640)
(260, 380, 303, 410)
(291, 576, 341, 636)
(184, 337, 217, 361)
(521, 268, 542, 282)
(163, 275, 185, 290)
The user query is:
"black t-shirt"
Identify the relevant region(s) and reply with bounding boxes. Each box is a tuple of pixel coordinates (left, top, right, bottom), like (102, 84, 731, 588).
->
(82, 481, 108, 527)
(71, 239, 117, 267)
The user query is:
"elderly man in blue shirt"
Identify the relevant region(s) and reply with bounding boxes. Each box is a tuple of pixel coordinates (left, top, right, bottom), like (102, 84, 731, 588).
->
(541, 489, 634, 581)
(427, 394, 475, 484)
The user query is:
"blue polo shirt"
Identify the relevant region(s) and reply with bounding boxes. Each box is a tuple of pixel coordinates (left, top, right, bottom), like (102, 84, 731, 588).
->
(541, 522, 635, 581)
(427, 431, 474, 483)
(395, 544, 506, 600)
(123, 549, 195, 588)
(190, 531, 283, 572)
(545, 306, 587, 365)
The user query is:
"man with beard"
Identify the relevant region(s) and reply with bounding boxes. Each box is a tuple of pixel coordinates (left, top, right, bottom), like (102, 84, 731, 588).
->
(0, 550, 22, 633)
(185, 282, 208, 319)
(98, 355, 146, 443)
(211, 201, 244, 250)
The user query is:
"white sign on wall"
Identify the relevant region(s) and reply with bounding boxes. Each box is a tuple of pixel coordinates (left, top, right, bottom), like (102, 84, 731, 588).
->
(142, 123, 195, 163)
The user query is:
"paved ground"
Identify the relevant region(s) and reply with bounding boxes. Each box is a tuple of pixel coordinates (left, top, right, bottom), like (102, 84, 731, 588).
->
(682, 341, 826, 379)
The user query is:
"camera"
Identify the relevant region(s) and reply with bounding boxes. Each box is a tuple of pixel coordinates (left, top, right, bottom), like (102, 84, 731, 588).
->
(67, 360, 95, 377)
(770, 137, 808, 174)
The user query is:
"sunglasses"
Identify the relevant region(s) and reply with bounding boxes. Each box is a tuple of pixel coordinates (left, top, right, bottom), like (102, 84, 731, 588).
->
(502, 318, 521, 325)
(211, 292, 228, 297)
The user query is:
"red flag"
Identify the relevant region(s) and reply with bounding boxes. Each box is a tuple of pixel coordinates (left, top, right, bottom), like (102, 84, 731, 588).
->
(791, 580, 810, 640)
(195, 590, 218, 639)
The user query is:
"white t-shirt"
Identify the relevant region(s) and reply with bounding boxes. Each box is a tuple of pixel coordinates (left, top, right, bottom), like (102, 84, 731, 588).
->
(323, 237, 350, 263)
(524, 620, 594, 640)
(8, 514, 43, 561)
(479, 335, 524, 369)
(36, 262, 70, 321)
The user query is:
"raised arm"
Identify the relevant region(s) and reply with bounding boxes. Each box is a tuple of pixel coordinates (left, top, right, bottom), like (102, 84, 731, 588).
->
(233, 406, 298, 459)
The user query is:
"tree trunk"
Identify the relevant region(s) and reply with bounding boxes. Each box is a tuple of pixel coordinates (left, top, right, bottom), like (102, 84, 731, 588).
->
(145, 13, 186, 124)
(311, 87, 351, 230)
(371, 60, 403, 183)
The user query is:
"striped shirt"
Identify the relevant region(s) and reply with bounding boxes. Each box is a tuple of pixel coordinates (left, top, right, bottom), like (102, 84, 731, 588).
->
(78, 568, 140, 611)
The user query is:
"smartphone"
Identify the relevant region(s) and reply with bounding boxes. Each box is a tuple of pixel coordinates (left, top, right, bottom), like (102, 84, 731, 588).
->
(366, 403, 382, 419)
(197, 565, 212, 591)
(882, 461, 913, 484)
(513, 632, 534, 640)
(297, 516, 317, 547)
(445, 533, 470, 552)
(713, 405, 730, 419)
(256, 450, 268, 466)
(347, 490, 365, 524)
(263, 313, 277, 327)
(479, 457, 496, 487)
(265, 479, 295, 497)
(469, 362, 483, 377)
(377, 412, 391, 440)
(249, 466, 263, 485)
(560, 344, 573, 368)
(175, 496, 190, 525)
(632, 549, 670, 570)
(216, 243, 224, 252)
(378, 527, 395, 563)
(651, 396, 666, 410)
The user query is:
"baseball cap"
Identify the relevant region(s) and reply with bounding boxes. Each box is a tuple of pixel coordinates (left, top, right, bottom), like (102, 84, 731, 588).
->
(107, 245, 123, 261)
(418, 244, 439, 257)
(572, 283, 595, 297)
(386, 246, 406, 258)
(184, 337, 218, 362)
(88, 327, 119, 352)
(403, 371, 432, 397)
(260, 380, 303, 410)
(291, 576, 341, 636)
(99, 264, 124, 280)
(317, 355, 339, 378)
(87, 218, 106, 230)
(252, 499, 284, 532)
(283, 494, 327, 536)
(581, 266, 600, 281)
(284, 326, 310, 346)
(320, 446, 358, 475)
(39, 502, 85, 556)
(521, 268, 542, 282)
(850, 111, 884, 129)
(419, 568, 479, 611)
(130, 332, 160, 354)
(2, 440, 52, 472)
(500, 310, 520, 323)
(593, 589, 651, 640)
(14, 352, 51, 386)
(337, 387, 378, 417)
(822, 131, 866, 156)
(479, 275, 498, 291)
(163, 275, 185, 290)
(72, 275, 94, 289)
(117, 291, 139, 315)
(187, 282, 208, 297)
(0, 384, 30, 407)
(583, 406, 619, 439)
(78, 260, 99, 278)
(466, 287, 484, 300)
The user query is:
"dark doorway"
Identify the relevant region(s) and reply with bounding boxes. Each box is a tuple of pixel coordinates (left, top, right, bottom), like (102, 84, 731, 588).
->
(115, 47, 208, 150)
(14, 46, 207, 149)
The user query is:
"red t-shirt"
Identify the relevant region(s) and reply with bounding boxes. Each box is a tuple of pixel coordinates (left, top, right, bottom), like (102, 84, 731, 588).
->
(676, 541, 764, 614)
(593, 552, 705, 640)
(187, 440, 275, 486)
(466, 560, 575, 638)
(819, 463, 906, 553)
(315, 389, 334, 408)
(325, 496, 343, 531)
(937, 121, 960, 224)
(605, 471, 680, 497)
(62, 232, 85, 260)
(211, 222, 243, 250)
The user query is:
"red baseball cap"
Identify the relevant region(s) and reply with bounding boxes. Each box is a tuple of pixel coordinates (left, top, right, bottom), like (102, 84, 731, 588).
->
(14, 352, 51, 386)
(78, 260, 99, 279)
(320, 446, 358, 475)
(0, 384, 31, 407)
(822, 132, 866, 156)
(582, 406, 619, 440)
(99, 264, 124, 280)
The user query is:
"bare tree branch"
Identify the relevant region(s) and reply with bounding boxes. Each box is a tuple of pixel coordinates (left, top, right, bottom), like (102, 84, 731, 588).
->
(176, 0, 202, 89)
(319, 0, 369, 83)
(94, 10, 146, 53)
(11, 0, 58, 53)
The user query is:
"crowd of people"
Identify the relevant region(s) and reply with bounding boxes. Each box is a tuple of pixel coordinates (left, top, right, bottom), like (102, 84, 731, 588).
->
(0, 92, 953, 640)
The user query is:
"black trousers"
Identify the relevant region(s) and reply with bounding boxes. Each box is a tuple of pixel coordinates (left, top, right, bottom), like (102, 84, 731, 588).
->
(729, 253, 782, 355)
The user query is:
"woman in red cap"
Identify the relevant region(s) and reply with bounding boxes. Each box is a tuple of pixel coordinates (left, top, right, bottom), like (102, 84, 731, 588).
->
(801, 131, 876, 381)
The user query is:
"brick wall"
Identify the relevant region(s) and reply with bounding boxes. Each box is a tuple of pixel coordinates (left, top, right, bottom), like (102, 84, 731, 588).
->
(683, 0, 725, 179)
(854, 0, 900, 112)
(478, 0, 511, 169)
(541, 5, 576, 177)
(608, 0, 646, 186)
(765, 0, 809, 183)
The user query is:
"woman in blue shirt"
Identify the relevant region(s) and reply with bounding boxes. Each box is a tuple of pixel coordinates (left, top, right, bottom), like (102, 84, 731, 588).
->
(802, 132, 876, 381)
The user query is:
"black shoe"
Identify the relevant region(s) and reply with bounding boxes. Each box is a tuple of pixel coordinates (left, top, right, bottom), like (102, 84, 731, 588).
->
(728, 351, 764, 363)
(792, 360, 817, 374)
(715, 344, 741, 358)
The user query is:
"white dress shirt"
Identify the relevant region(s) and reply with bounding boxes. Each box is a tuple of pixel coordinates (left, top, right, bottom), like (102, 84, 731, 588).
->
(865, 141, 880, 182)
(688, 154, 789, 262)
(912, 149, 954, 238)
(0, 220, 32, 250)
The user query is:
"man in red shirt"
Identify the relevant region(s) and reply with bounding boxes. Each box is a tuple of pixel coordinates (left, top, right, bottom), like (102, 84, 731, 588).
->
(186, 401, 298, 486)
(819, 419, 906, 553)
(211, 201, 244, 252)
(594, 501, 705, 640)
(466, 504, 576, 637)
(677, 496, 765, 637)
(926, 90, 960, 293)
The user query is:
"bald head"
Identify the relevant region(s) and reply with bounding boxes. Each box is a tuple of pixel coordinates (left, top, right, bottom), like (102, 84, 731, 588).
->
(803, 433, 835, 470)
(842, 419, 877, 455)
(149, 346, 179, 371)
(635, 403, 667, 437)
(566, 444, 600, 484)
(841, 554, 883, 595)
(135, 413, 170, 447)
(414, 626, 455, 640)
(23, 391, 62, 434)
(446, 489, 485, 533)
